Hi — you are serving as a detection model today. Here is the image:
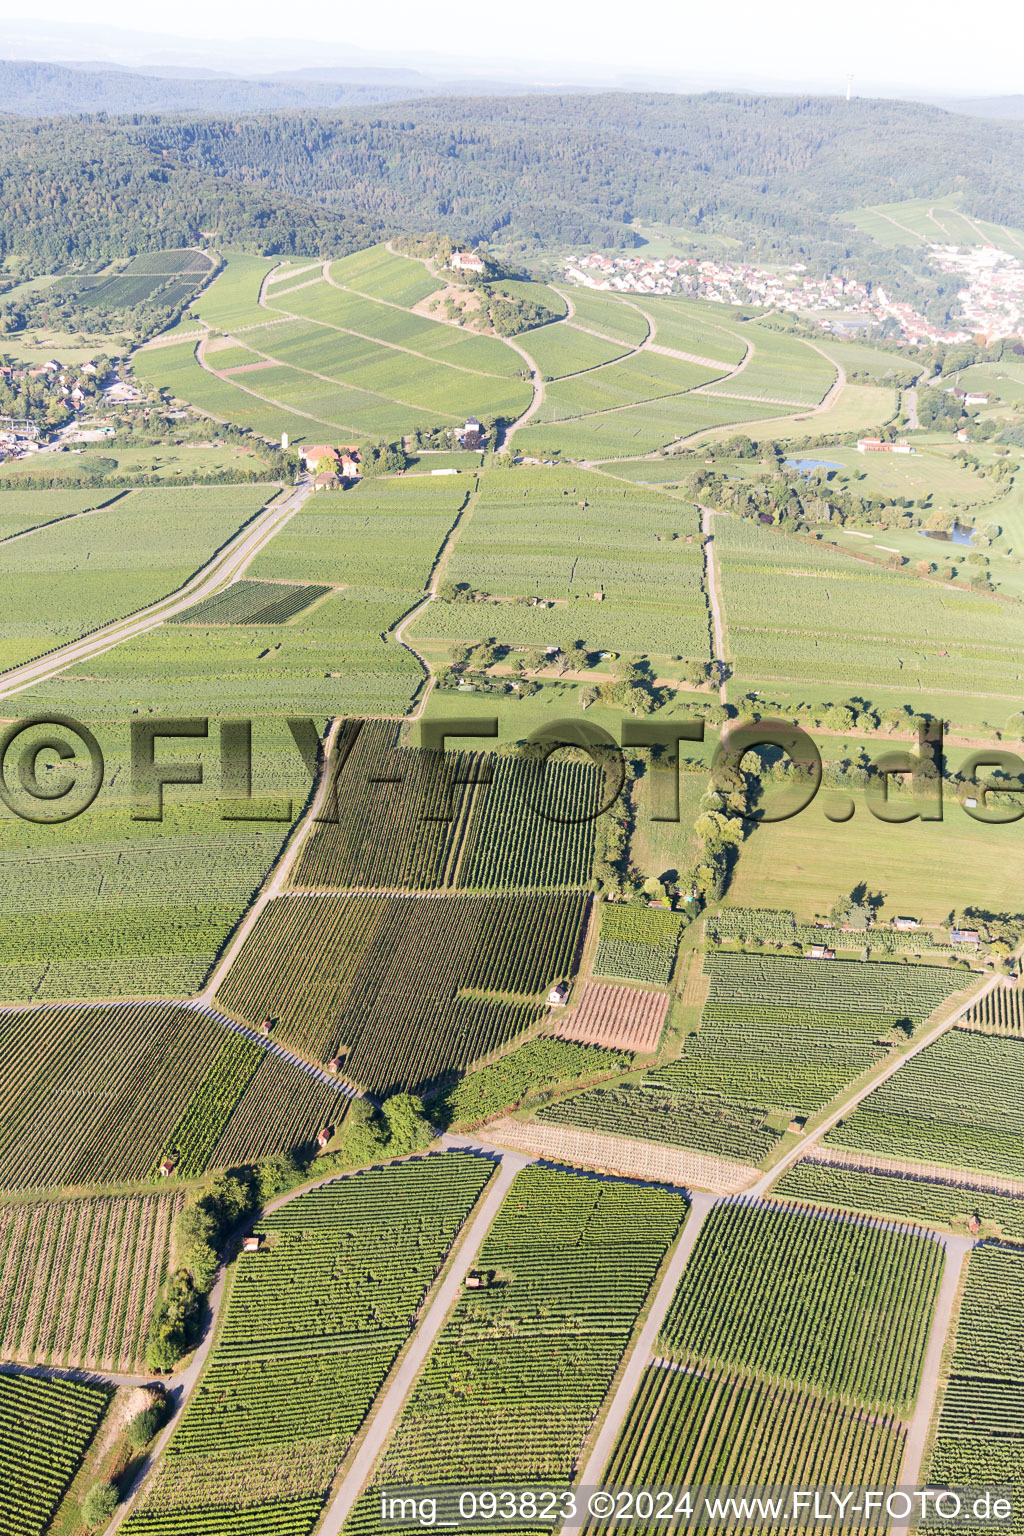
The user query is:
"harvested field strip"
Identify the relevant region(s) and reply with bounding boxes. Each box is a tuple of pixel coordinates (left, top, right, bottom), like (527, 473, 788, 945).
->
(550, 981, 669, 1053)
(480, 1116, 756, 1193)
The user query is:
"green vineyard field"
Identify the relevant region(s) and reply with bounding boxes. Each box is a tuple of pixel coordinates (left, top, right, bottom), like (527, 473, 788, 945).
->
(409, 467, 712, 660)
(0, 1374, 109, 1536)
(124, 1153, 493, 1536)
(659, 1199, 942, 1414)
(538, 1085, 781, 1164)
(593, 905, 684, 984)
(590, 1364, 905, 1534)
(216, 890, 588, 1094)
(825, 1029, 1024, 1179)
(774, 1161, 1024, 1242)
(925, 1245, 1024, 1533)
(432, 1036, 634, 1128)
(344, 1163, 688, 1536)
(658, 952, 959, 1114)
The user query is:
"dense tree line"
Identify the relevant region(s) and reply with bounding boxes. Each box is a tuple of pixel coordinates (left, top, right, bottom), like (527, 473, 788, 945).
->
(2, 93, 1023, 290)
(0, 117, 384, 269)
(133, 93, 1024, 271)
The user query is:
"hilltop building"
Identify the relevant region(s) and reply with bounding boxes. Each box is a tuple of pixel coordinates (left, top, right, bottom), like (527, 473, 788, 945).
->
(450, 250, 485, 274)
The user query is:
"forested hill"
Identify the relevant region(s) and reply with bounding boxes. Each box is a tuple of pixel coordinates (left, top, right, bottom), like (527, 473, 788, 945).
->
(139, 92, 1024, 256)
(0, 59, 443, 116)
(0, 118, 384, 266)
(2, 92, 1023, 271)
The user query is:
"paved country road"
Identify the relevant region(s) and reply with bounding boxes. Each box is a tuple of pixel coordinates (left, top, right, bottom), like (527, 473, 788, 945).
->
(0, 477, 312, 703)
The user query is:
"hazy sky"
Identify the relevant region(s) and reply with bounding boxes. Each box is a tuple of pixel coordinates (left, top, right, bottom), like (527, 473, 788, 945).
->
(2, 0, 1023, 94)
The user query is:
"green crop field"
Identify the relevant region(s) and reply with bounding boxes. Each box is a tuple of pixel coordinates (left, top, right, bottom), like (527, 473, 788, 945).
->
(924, 1244, 1024, 1531)
(191, 253, 279, 330)
(585, 1197, 942, 1534)
(433, 1036, 634, 1128)
(0, 1374, 110, 1536)
(21, 474, 468, 723)
(0, 719, 316, 1007)
(216, 889, 588, 1093)
(655, 951, 959, 1113)
(344, 1163, 687, 1534)
(517, 321, 632, 379)
(713, 510, 1024, 708)
(0, 1000, 348, 1192)
(328, 245, 443, 307)
(538, 1084, 781, 1164)
(660, 1198, 942, 1412)
(775, 1160, 1024, 1242)
(123, 1153, 493, 1536)
(559, 288, 650, 345)
(593, 904, 685, 983)
(0, 487, 122, 541)
(817, 338, 922, 380)
(292, 718, 601, 892)
(516, 390, 783, 460)
(409, 466, 712, 658)
(0, 484, 276, 673)
(826, 1028, 1024, 1179)
(0, 1189, 182, 1371)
